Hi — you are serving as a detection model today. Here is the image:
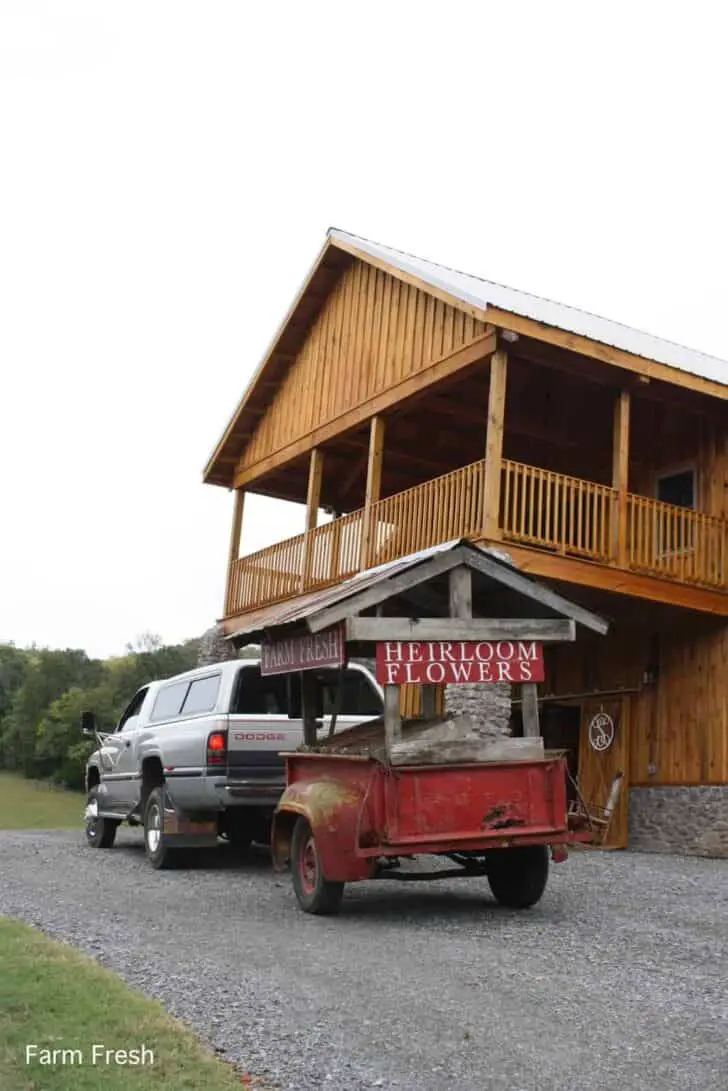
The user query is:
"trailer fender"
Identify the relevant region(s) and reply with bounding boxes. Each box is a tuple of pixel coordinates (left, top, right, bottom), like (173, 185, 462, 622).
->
(271, 777, 374, 882)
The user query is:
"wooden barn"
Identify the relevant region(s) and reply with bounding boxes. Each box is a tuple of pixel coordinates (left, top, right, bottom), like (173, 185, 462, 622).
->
(204, 229, 728, 855)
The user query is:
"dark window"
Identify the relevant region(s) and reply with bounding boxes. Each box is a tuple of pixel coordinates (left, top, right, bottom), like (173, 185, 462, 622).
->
(150, 681, 190, 722)
(657, 470, 695, 509)
(181, 675, 221, 716)
(231, 668, 289, 715)
(319, 668, 382, 717)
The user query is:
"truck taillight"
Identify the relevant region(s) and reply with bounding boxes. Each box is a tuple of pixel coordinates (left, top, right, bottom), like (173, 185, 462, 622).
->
(207, 731, 227, 766)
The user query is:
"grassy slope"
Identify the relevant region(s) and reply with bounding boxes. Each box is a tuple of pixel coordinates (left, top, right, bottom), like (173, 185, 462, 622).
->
(0, 918, 256, 1090)
(0, 773, 83, 829)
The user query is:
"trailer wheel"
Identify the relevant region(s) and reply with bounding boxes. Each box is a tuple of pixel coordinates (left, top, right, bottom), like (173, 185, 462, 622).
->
(486, 845, 549, 909)
(84, 787, 119, 849)
(291, 817, 344, 915)
(143, 786, 179, 870)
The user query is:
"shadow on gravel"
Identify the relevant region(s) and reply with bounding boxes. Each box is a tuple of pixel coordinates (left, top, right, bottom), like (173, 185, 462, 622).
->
(332, 885, 558, 923)
(112, 838, 274, 872)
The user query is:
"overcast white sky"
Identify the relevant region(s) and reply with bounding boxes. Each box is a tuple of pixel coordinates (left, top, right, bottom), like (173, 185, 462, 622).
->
(2, 2, 727, 658)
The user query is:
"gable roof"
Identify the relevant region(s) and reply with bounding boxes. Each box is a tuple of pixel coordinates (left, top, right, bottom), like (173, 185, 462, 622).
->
(226, 539, 609, 644)
(330, 229, 728, 386)
(205, 228, 728, 487)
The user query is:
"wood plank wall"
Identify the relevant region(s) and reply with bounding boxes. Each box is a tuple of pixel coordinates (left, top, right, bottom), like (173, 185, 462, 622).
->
(544, 614, 728, 785)
(238, 259, 487, 473)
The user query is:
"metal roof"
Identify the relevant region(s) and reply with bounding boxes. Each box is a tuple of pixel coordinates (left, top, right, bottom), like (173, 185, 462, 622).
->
(227, 540, 609, 643)
(329, 228, 728, 386)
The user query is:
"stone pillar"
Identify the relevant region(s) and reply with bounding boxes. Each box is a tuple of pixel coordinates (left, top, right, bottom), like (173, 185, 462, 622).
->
(197, 624, 239, 667)
(444, 683, 511, 737)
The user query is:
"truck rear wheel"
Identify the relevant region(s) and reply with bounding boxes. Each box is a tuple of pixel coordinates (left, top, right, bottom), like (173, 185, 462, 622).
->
(84, 787, 118, 849)
(291, 817, 344, 915)
(143, 786, 179, 870)
(486, 845, 549, 909)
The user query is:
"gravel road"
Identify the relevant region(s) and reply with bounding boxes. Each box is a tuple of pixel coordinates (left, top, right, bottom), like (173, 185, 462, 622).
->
(0, 829, 726, 1090)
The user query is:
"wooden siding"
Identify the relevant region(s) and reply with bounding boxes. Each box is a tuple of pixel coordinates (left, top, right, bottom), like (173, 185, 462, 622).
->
(544, 616, 728, 786)
(237, 259, 488, 475)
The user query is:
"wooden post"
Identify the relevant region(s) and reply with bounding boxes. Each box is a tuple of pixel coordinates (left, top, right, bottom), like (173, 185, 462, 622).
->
(483, 349, 508, 539)
(300, 448, 324, 591)
(301, 671, 319, 747)
(421, 686, 438, 719)
(360, 416, 385, 569)
(384, 683, 402, 759)
(521, 683, 540, 737)
(224, 489, 245, 615)
(449, 565, 473, 619)
(612, 389, 630, 567)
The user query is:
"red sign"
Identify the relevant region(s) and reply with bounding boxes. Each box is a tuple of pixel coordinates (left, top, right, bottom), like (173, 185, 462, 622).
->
(375, 640, 544, 686)
(260, 625, 345, 676)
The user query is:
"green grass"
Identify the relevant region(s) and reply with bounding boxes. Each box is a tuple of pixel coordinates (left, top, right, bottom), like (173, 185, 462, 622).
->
(0, 773, 84, 830)
(0, 918, 263, 1090)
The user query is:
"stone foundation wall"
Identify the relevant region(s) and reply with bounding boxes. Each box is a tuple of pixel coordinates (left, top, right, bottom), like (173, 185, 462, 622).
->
(629, 786, 728, 858)
(444, 683, 511, 737)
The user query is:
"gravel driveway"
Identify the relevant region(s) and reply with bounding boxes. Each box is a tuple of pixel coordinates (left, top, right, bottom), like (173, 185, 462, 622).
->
(0, 829, 726, 1090)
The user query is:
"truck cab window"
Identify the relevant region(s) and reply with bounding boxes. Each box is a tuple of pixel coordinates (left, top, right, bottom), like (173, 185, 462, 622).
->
(117, 687, 148, 732)
(231, 668, 288, 715)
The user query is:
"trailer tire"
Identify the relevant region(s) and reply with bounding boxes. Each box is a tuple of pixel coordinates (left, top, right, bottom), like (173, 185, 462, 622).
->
(84, 787, 118, 849)
(486, 845, 549, 909)
(143, 786, 179, 870)
(291, 817, 344, 915)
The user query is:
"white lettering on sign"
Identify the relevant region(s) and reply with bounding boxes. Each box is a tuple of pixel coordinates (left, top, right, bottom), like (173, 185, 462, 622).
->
(375, 639, 544, 685)
(260, 625, 345, 675)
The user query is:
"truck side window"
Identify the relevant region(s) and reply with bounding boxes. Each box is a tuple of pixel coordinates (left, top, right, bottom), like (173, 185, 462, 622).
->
(230, 667, 288, 715)
(181, 675, 221, 716)
(150, 680, 190, 722)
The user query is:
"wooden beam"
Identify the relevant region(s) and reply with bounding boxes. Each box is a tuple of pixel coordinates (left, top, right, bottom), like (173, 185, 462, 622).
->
(300, 448, 324, 590)
(224, 489, 245, 615)
(384, 684, 402, 760)
(498, 542, 728, 617)
(612, 390, 630, 566)
(521, 683, 540, 737)
(301, 671, 319, 747)
(345, 617, 576, 643)
(360, 416, 385, 568)
(232, 332, 497, 489)
(483, 349, 508, 538)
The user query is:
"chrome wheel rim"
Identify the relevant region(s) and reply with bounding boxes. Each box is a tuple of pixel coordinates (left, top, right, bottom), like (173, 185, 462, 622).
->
(147, 803, 161, 853)
(85, 797, 99, 837)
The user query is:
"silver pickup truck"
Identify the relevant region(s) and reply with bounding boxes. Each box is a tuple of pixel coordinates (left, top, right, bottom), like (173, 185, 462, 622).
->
(83, 657, 382, 869)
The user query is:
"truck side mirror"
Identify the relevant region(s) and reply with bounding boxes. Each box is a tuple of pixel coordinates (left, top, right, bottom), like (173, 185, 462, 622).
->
(81, 710, 97, 737)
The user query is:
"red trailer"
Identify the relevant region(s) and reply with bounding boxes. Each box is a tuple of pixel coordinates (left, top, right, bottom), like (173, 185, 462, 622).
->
(226, 541, 614, 916)
(272, 748, 602, 914)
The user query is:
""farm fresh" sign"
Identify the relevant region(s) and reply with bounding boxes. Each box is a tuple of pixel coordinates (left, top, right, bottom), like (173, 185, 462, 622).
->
(375, 640, 544, 685)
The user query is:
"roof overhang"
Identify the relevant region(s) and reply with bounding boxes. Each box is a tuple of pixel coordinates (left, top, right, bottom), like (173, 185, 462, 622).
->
(225, 540, 609, 645)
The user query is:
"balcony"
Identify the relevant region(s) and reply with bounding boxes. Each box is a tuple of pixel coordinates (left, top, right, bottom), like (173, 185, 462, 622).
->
(225, 458, 728, 617)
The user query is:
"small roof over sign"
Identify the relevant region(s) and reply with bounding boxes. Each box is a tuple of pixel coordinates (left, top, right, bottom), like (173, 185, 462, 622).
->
(226, 540, 609, 645)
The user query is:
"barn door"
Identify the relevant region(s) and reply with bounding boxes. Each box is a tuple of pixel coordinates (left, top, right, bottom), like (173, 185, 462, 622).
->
(578, 697, 630, 849)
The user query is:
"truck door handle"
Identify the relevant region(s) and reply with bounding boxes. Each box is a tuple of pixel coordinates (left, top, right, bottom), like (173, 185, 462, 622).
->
(124, 741, 131, 748)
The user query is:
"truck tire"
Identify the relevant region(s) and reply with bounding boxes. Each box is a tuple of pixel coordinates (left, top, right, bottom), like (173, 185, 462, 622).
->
(143, 786, 178, 870)
(84, 787, 119, 849)
(291, 817, 344, 915)
(486, 845, 549, 909)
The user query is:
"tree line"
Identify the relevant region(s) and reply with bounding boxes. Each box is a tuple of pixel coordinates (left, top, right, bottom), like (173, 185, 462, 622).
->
(0, 634, 201, 791)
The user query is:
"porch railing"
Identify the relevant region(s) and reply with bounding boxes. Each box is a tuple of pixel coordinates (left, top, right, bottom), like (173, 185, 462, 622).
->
(226, 458, 728, 615)
(501, 460, 615, 562)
